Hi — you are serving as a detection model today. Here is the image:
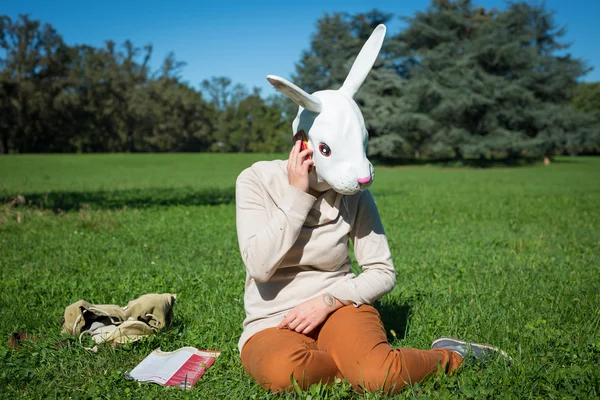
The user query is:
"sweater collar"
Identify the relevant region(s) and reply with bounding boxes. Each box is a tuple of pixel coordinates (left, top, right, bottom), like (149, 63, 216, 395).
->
(305, 189, 342, 227)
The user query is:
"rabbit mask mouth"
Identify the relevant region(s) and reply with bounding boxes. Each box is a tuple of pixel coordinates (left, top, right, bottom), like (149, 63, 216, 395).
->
(267, 24, 386, 196)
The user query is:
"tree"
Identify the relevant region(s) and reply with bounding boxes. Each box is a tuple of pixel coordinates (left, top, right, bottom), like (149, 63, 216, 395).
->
(61, 44, 124, 152)
(105, 40, 153, 152)
(201, 76, 247, 151)
(0, 14, 217, 154)
(201, 78, 289, 152)
(389, 0, 597, 161)
(292, 10, 406, 156)
(293, 2, 598, 162)
(142, 56, 211, 152)
(232, 88, 288, 153)
(0, 14, 72, 153)
(571, 82, 600, 154)
(572, 82, 600, 124)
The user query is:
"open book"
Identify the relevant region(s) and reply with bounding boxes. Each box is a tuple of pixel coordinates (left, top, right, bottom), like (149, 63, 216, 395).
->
(125, 347, 220, 389)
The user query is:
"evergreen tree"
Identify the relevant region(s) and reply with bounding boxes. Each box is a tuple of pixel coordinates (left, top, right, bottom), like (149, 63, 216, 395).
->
(390, 0, 596, 161)
(572, 82, 600, 154)
(292, 10, 405, 154)
(572, 82, 600, 124)
(293, 2, 598, 162)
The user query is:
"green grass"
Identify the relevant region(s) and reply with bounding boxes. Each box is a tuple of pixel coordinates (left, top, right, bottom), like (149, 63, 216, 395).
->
(1, 154, 599, 399)
(1, 153, 275, 192)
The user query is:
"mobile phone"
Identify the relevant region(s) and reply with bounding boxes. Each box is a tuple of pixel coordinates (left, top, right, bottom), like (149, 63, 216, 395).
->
(293, 130, 313, 172)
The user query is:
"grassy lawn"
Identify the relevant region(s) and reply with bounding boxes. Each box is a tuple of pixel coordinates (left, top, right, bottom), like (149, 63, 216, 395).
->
(1, 154, 599, 399)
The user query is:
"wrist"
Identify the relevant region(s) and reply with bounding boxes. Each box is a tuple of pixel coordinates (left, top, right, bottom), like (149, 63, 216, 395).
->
(322, 293, 343, 311)
(282, 184, 316, 216)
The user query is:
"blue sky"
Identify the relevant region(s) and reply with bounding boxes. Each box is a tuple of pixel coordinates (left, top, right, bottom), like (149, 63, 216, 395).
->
(4, 0, 599, 95)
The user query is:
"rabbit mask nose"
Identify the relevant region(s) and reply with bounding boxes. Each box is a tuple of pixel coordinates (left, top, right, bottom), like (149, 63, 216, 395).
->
(357, 176, 372, 186)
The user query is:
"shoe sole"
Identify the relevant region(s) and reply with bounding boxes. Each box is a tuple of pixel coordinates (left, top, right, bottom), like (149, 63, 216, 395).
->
(432, 337, 512, 361)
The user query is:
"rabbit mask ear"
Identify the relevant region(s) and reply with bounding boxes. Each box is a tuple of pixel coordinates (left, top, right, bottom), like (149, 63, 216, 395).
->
(266, 75, 323, 113)
(339, 24, 386, 98)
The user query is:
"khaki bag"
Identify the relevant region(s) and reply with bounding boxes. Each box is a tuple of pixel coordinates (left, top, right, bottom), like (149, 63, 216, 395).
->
(61, 293, 176, 350)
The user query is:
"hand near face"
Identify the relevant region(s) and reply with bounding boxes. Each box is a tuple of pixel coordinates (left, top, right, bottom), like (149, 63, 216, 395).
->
(287, 138, 314, 193)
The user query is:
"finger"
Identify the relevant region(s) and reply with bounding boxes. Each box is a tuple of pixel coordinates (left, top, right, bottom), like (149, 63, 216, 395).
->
(302, 158, 314, 171)
(277, 314, 293, 329)
(293, 140, 303, 165)
(294, 321, 309, 333)
(298, 148, 313, 161)
(289, 139, 300, 159)
(289, 140, 301, 168)
(301, 324, 314, 335)
(287, 317, 302, 331)
(296, 149, 312, 171)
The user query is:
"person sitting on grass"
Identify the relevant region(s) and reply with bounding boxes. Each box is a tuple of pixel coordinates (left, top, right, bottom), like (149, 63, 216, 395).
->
(234, 24, 509, 395)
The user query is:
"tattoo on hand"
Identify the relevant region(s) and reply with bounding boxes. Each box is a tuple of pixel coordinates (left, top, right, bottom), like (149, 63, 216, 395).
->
(323, 293, 335, 308)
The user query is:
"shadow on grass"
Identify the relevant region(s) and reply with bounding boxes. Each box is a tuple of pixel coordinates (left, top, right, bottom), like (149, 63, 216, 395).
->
(5, 186, 235, 212)
(375, 301, 412, 342)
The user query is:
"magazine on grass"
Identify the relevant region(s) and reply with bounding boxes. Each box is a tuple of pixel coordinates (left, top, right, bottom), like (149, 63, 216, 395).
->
(125, 347, 220, 389)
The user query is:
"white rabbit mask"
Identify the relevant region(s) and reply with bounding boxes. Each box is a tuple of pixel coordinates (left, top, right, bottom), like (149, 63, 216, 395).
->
(267, 24, 386, 195)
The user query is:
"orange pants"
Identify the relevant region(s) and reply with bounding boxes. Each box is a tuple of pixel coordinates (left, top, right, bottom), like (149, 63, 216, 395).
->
(241, 305, 463, 394)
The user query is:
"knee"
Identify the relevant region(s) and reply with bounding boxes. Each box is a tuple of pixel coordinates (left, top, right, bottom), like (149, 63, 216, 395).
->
(250, 348, 314, 392)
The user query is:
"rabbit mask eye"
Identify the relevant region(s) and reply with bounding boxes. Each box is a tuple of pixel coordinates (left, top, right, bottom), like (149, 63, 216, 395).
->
(319, 143, 331, 157)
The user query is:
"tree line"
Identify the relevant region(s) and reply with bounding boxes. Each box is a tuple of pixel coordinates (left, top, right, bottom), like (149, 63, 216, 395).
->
(0, 16, 290, 154)
(1, 0, 599, 161)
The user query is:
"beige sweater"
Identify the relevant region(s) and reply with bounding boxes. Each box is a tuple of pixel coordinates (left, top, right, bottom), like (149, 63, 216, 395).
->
(235, 160, 396, 352)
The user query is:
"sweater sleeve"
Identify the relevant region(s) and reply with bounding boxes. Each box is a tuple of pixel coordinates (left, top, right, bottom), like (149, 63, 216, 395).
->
(235, 168, 316, 283)
(328, 190, 396, 306)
